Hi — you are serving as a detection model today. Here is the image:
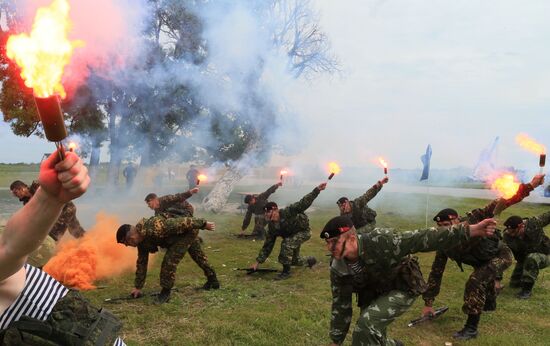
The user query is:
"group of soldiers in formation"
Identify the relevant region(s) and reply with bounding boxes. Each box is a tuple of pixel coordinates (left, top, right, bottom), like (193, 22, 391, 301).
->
(10, 169, 549, 345)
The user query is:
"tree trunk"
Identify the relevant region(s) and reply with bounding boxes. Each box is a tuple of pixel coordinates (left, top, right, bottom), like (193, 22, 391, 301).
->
(201, 162, 250, 213)
(106, 109, 120, 186)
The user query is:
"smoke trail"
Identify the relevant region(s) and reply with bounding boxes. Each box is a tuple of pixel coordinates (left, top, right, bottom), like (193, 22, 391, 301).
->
(43, 212, 136, 290)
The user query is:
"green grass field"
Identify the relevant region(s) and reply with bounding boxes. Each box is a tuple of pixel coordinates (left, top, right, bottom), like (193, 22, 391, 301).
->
(1, 163, 549, 345)
(76, 198, 549, 346)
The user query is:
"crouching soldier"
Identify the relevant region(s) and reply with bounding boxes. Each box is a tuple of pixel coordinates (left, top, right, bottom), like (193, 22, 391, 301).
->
(250, 183, 326, 280)
(503, 210, 550, 299)
(323, 216, 498, 346)
(117, 215, 216, 303)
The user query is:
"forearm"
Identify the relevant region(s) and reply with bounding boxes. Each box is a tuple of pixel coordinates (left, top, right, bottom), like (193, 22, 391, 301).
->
(242, 212, 252, 230)
(0, 188, 64, 280)
(287, 187, 320, 215)
(399, 224, 470, 256)
(256, 237, 276, 263)
(329, 273, 353, 345)
(354, 181, 383, 208)
(134, 252, 149, 289)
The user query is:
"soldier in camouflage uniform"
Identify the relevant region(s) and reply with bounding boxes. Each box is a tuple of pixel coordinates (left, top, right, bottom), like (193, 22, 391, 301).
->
(336, 176, 388, 233)
(323, 215, 498, 346)
(503, 211, 550, 299)
(116, 216, 216, 303)
(144, 187, 219, 290)
(10, 180, 85, 241)
(251, 183, 325, 280)
(241, 182, 282, 240)
(422, 174, 545, 340)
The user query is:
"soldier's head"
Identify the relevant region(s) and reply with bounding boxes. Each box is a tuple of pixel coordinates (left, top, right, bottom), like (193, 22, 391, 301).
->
(244, 194, 257, 206)
(10, 180, 30, 199)
(144, 193, 160, 210)
(433, 208, 459, 227)
(116, 224, 142, 247)
(264, 202, 280, 222)
(321, 216, 357, 260)
(504, 215, 526, 237)
(336, 197, 352, 214)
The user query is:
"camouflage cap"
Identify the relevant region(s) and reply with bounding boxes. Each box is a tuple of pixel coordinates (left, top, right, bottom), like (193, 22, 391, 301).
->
(504, 215, 524, 229)
(264, 201, 278, 211)
(336, 197, 349, 205)
(321, 216, 354, 239)
(433, 208, 459, 222)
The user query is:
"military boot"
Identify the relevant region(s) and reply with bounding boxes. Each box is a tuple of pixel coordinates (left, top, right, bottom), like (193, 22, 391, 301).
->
(154, 288, 172, 304)
(203, 275, 220, 290)
(275, 265, 291, 280)
(517, 282, 534, 299)
(306, 256, 317, 268)
(453, 314, 479, 340)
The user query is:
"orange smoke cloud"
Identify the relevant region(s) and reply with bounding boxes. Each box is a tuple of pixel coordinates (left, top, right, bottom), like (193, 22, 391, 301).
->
(43, 212, 136, 290)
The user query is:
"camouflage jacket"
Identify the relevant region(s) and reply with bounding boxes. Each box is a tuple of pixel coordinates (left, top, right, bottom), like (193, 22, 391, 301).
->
(329, 224, 471, 345)
(256, 187, 319, 263)
(423, 183, 533, 305)
(504, 211, 550, 262)
(134, 216, 205, 289)
(341, 181, 382, 230)
(155, 191, 194, 218)
(242, 184, 280, 230)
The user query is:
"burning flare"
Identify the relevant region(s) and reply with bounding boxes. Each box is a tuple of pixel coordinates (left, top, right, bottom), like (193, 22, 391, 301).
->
(515, 133, 546, 155)
(68, 141, 77, 152)
(490, 174, 520, 199)
(327, 162, 341, 180)
(378, 157, 388, 175)
(6, 0, 83, 98)
(197, 174, 207, 185)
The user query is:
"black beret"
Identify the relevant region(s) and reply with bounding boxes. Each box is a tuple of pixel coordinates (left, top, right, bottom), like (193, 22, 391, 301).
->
(321, 216, 354, 239)
(433, 208, 459, 222)
(504, 215, 524, 229)
(116, 224, 132, 244)
(336, 197, 349, 205)
(264, 201, 278, 211)
(144, 193, 158, 202)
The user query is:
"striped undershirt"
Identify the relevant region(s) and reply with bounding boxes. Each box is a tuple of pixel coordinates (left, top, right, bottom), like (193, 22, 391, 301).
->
(0, 264, 125, 346)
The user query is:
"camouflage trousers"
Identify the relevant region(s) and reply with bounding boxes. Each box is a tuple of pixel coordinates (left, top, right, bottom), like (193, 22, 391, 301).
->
(49, 217, 85, 241)
(278, 230, 311, 266)
(463, 244, 513, 315)
(510, 253, 550, 286)
(251, 215, 266, 239)
(188, 238, 216, 278)
(159, 229, 199, 289)
(351, 290, 416, 346)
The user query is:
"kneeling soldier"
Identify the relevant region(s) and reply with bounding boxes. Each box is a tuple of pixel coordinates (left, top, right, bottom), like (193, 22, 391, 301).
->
(251, 183, 326, 280)
(503, 211, 550, 299)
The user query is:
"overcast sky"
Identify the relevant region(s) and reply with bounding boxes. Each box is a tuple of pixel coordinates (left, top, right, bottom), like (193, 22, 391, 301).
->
(1, 0, 549, 173)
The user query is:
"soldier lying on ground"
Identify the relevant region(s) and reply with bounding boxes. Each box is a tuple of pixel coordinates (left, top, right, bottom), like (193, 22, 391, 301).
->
(0, 151, 126, 345)
(336, 176, 388, 233)
(250, 183, 325, 280)
(422, 174, 545, 341)
(241, 181, 282, 240)
(117, 215, 216, 303)
(503, 210, 550, 299)
(145, 187, 220, 290)
(322, 215, 498, 346)
(10, 179, 86, 241)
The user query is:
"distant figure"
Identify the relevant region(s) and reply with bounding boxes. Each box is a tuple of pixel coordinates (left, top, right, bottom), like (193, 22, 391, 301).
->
(168, 169, 176, 182)
(10, 180, 86, 241)
(123, 164, 137, 189)
(186, 165, 199, 190)
(545, 185, 550, 197)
